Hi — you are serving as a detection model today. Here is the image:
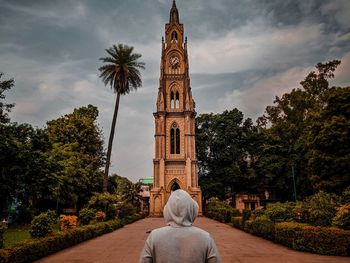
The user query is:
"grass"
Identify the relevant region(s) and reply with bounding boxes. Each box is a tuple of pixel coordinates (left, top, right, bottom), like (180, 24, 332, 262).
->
(3, 224, 31, 248)
(3, 223, 60, 248)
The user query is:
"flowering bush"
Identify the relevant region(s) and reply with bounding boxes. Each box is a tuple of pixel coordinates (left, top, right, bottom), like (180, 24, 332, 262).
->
(59, 215, 77, 231)
(95, 211, 106, 222)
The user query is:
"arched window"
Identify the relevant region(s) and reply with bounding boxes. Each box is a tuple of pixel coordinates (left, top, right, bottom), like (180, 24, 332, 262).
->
(175, 91, 179, 109)
(170, 123, 180, 154)
(176, 128, 180, 154)
(172, 31, 178, 42)
(170, 91, 175, 109)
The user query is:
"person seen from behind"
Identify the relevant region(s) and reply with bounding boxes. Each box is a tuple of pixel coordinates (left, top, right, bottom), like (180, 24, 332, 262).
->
(139, 189, 221, 263)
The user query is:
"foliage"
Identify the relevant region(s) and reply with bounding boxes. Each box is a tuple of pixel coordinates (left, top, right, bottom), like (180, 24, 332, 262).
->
(59, 215, 77, 231)
(332, 204, 350, 230)
(0, 222, 7, 249)
(251, 208, 265, 219)
(275, 222, 350, 256)
(265, 202, 295, 222)
(47, 104, 105, 208)
(0, 214, 144, 263)
(87, 193, 118, 220)
(242, 209, 251, 222)
(95, 211, 106, 222)
(206, 199, 239, 223)
(256, 60, 349, 199)
(341, 186, 350, 204)
(116, 203, 138, 219)
(0, 73, 15, 124)
(197, 109, 261, 200)
(78, 208, 95, 225)
(305, 191, 338, 226)
(250, 215, 275, 240)
(232, 217, 243, 230)
(29, 211, 56, 238)
(108, 174, 140, 207)
(99, 43, 145, 192)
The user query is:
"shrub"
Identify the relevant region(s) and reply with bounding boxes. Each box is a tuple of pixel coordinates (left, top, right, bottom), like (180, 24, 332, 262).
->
(205, 199, 238, 223)
(275, 222, 350, 256)
(332, 204, 350, 230)
(79, 208, 95, 225)
(250, 215, 275, 240)
(306, 191, 338, 226)
(30, 211, 57, 238)
(244, 219, 253, 233)
(251, 208, 265, 219)
(59, 215, 77, 231)
(0, 222, 8, 248)
(95, 211, 106, 222)
(265, 202, 295, 222)
(341, 187, 350, 204)
(232, 216, 243, 230)
(117, 202, 137, 219)
(242, 209, 251, 222)
(87, 193, 118, 220)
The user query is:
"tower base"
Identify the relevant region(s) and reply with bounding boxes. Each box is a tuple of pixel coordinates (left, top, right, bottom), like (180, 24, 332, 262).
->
(149, 187, 202, 217)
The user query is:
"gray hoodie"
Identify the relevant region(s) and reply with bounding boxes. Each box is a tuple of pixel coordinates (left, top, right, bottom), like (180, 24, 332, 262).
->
(139, 190, 221, 263)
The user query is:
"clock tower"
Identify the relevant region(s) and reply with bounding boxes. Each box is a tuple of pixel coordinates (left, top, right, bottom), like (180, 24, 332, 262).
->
(149, 0, 202, 216)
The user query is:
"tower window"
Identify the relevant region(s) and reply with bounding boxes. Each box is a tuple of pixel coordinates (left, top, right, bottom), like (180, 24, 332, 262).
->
(170, 123, 180, 154)
(171, 91, 175, 109)
(176, 91, 179, 109)
(170, 128, 175, 154)
(176, 128, 180, 154)
(172, 31, 178, 42)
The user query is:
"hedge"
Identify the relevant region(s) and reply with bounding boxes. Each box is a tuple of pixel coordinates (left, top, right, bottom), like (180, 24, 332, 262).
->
(227, 214, 350, 256)
(275, 222, 350, 256)
(0, 213, 144, 263)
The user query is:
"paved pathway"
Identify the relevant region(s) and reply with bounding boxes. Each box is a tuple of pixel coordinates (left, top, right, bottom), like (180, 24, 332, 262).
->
(36, 217, 349, 263)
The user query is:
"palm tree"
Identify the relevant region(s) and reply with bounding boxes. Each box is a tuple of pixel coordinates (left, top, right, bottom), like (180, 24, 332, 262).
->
(99, 44, 145, 192)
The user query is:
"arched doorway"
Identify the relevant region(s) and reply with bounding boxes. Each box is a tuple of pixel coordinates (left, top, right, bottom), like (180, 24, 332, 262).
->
(170, 182, 180, 192)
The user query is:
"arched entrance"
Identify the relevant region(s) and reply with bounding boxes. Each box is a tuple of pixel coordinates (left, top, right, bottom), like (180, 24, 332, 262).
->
(170, 181, 180, 192)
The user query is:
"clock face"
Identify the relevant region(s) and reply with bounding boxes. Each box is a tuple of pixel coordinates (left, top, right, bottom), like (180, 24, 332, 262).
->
(170, 56, 180, 68)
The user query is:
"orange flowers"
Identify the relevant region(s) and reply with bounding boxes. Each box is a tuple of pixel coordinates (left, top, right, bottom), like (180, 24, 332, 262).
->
(59, 215, 77, 231)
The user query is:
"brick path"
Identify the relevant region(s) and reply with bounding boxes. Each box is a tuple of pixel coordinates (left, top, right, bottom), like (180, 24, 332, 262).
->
(36, 217, 349, 263)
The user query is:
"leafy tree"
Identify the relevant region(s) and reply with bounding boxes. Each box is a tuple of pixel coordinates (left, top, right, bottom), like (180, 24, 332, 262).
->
(0, 73, 15, 124)
(196, 109, 260, 201)
(47, 105, 105, 208)
(99, 44, 145, 192)
(256, 60, 348, 199)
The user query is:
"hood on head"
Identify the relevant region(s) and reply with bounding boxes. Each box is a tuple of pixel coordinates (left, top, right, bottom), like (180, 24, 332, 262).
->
(163, 189, 199, 227)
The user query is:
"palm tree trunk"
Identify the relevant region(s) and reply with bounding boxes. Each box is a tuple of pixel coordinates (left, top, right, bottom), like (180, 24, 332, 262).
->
(103, 92, 121, 192)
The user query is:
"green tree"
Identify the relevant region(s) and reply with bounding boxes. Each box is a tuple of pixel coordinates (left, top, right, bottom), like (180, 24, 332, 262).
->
(256, 60, 348, 199)
(0, 73, 15, 124)
(99, 44, 145, 192)
(47, 105, 105, 208)
(196, 109, 260, 201)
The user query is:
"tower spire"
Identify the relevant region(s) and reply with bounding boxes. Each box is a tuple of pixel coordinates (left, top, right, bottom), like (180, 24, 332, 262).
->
(169, 0, 179, 24)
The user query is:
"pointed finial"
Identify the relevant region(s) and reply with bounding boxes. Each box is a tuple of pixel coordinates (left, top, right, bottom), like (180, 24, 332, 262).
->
(169, 0, 179, 23)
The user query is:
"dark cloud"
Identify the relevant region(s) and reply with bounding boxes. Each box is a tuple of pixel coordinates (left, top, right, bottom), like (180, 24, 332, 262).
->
(0, 0, 349, 181)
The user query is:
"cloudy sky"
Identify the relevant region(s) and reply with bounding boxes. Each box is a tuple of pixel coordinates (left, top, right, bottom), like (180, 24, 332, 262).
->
(1, 0, 350, 182)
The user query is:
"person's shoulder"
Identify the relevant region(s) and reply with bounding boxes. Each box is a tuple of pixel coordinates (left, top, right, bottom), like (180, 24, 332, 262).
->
(148, 226, 172, 237)
(190, 226, 211, 238)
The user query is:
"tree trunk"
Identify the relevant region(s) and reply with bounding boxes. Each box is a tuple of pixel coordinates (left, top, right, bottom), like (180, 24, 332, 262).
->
(103, 92, 121, 192)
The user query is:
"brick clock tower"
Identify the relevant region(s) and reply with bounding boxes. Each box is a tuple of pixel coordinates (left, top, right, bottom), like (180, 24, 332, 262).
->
(149, 0, 202, 216)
